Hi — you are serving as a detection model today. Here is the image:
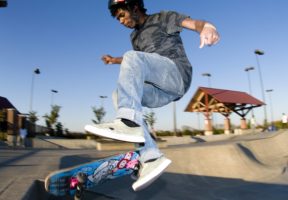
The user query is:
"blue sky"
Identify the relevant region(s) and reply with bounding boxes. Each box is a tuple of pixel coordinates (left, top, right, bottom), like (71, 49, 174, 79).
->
(1, 0, 288, 132)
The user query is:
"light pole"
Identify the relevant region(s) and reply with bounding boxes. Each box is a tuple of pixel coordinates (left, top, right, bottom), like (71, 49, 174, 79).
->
(266, 89, 274, 126)
(0, 0, 7, 7)
(172, 101, 177, 136)
(244, 67, 255, 95)
(202, 72, 215, 130)
(29, 68, 40, 112)
(254, 49, 267, 128)
(51, 89, 58, 105)
(202, 73, 212, 88)
(99, 95, 108, 107)
(244, 66, 255, 122)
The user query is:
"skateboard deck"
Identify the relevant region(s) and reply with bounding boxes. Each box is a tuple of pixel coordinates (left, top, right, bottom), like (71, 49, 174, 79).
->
(45, 151, 139, 198)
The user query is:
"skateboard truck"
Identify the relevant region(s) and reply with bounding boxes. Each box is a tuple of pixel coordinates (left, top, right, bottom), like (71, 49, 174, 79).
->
(74, 172, 88, 200)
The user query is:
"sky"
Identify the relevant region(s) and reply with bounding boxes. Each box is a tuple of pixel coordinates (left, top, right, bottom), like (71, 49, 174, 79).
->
(1, 0, 288, 132)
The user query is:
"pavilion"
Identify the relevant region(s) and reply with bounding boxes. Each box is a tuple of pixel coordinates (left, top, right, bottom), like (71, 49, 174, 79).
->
(185, 87, 265, 135)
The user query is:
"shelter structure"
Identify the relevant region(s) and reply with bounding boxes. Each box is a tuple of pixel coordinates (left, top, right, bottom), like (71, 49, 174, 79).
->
(0, 96, 20, 113)
(185, 87, 265, 135)
(0, 96, 26, 146)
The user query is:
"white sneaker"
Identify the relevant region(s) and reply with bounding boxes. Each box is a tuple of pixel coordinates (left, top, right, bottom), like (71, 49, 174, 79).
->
(132, 156, 171, 191)
(84, 119, 145, 143)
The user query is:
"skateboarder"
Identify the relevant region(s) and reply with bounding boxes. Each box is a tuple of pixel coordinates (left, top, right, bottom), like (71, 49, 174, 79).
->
(86, 0, 220, 191)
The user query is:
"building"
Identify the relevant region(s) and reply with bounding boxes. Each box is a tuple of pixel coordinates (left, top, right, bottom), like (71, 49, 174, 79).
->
(0, 96, 26, 145)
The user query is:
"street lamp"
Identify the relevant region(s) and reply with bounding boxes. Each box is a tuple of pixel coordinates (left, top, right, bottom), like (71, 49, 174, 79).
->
(254, 49, 267, 128)
(51, 89, 58, 105)
(202, 73, 212, 87)
(244, 66, 256, 129)
(172, 101, 178, 136)
(244, 66, 255, 95)
(202, 72, 214, 131)
(266, 89, 274, 126)
(29, 68, 40, 112)
(0, 0, 7, 7)
(99, 95, 107, 107)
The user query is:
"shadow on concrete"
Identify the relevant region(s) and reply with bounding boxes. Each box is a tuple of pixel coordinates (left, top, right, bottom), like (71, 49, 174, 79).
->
(191, 136, 206, 143)
(91, 172, 288, 200)
(59, 154, 96, 169)
(237, 143, 265, 165)
(0, 150, 39, 169)
(23, 180, 119, 200)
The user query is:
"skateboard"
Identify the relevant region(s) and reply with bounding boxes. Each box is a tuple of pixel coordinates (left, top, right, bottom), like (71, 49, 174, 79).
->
(45, 151, 140, 199)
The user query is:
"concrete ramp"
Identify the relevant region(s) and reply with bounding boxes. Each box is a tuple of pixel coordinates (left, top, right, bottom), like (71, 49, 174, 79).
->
(3, 131, 288, 200)
(166, 132, 288, 181)
(91, 131, 288, 199)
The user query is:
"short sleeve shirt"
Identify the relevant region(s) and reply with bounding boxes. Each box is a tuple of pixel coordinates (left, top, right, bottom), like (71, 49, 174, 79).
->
(130, 11, 192, 92)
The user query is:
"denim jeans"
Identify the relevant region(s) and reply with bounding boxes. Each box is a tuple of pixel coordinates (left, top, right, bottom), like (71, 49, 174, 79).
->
(115, 50, 185, 163)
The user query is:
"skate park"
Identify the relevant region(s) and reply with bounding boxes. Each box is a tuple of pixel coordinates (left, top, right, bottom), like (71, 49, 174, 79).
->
(1, 1, 288, 199)
(1, 86, 288, 199)
(1, 88, 288, 199)
(1, 129, 288, 200)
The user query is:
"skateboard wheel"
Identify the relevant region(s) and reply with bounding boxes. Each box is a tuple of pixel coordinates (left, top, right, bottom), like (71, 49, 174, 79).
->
(76, 172, 87, 183)
(130, 169, 139, 180)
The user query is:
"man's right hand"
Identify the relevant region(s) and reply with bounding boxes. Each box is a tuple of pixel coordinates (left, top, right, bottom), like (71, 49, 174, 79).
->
(101, 55, 123, 64)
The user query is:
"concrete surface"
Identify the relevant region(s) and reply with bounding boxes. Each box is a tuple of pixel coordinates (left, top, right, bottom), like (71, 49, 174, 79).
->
(1, 130, 288, 199)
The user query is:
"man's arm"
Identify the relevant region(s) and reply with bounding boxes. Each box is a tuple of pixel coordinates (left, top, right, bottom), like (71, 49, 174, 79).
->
(102, 55, 123, 64)
(181, 18, 220, 48)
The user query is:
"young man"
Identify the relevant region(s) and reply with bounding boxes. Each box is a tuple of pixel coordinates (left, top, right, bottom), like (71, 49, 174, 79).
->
(85, 0, 219, 191)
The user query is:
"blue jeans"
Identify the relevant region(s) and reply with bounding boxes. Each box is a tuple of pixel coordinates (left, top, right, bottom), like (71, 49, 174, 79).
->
(115, 50, 185, 163)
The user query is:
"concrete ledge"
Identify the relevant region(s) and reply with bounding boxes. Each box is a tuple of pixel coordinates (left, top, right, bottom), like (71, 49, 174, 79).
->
(32, 137, 168, 150)
(96, 140, 136, 151)
(96, 138, 167, 150)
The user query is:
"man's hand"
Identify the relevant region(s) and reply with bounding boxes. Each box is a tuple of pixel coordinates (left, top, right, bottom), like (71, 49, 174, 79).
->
(181, 18, 220, 49)
(102, 55, 114, 64)
(101, 55, 123, 64)
(199, 23, 220, 48)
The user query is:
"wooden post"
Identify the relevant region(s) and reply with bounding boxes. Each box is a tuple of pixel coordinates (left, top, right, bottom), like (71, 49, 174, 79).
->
(241, 118, 247, 130)
(204, 115, 213, 135)
(7, 109, 17, 147)
(224, 117, 231, 134)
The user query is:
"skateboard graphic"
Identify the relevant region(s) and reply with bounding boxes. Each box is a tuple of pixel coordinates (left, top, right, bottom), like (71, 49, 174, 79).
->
(45, 151, 139, 199)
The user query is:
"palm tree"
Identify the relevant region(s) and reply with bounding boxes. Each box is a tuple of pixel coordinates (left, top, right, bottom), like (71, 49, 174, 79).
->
(43, 105, 61, 135)
(92, 106, 106, 124)
(144, 110, 157, 139)
(28, 111, 39, 137)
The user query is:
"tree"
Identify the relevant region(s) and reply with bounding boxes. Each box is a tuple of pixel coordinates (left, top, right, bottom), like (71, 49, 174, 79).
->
(144, 110, 157, 139)
(92, 106, 106, 124)
(144, 110, 156, 129)
(27, 111, 39, 137)
(55, 122, 63, 136)
(43, 105, 61, 135)
(28, 111, 38, 124)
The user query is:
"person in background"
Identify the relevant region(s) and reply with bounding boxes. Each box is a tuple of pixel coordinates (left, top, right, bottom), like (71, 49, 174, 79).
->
(282, 113, 287, 129)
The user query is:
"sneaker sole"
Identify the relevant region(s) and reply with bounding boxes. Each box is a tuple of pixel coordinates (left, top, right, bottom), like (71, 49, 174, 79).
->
(132, 158, 171, 191)
(84, 124, 145, 143)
